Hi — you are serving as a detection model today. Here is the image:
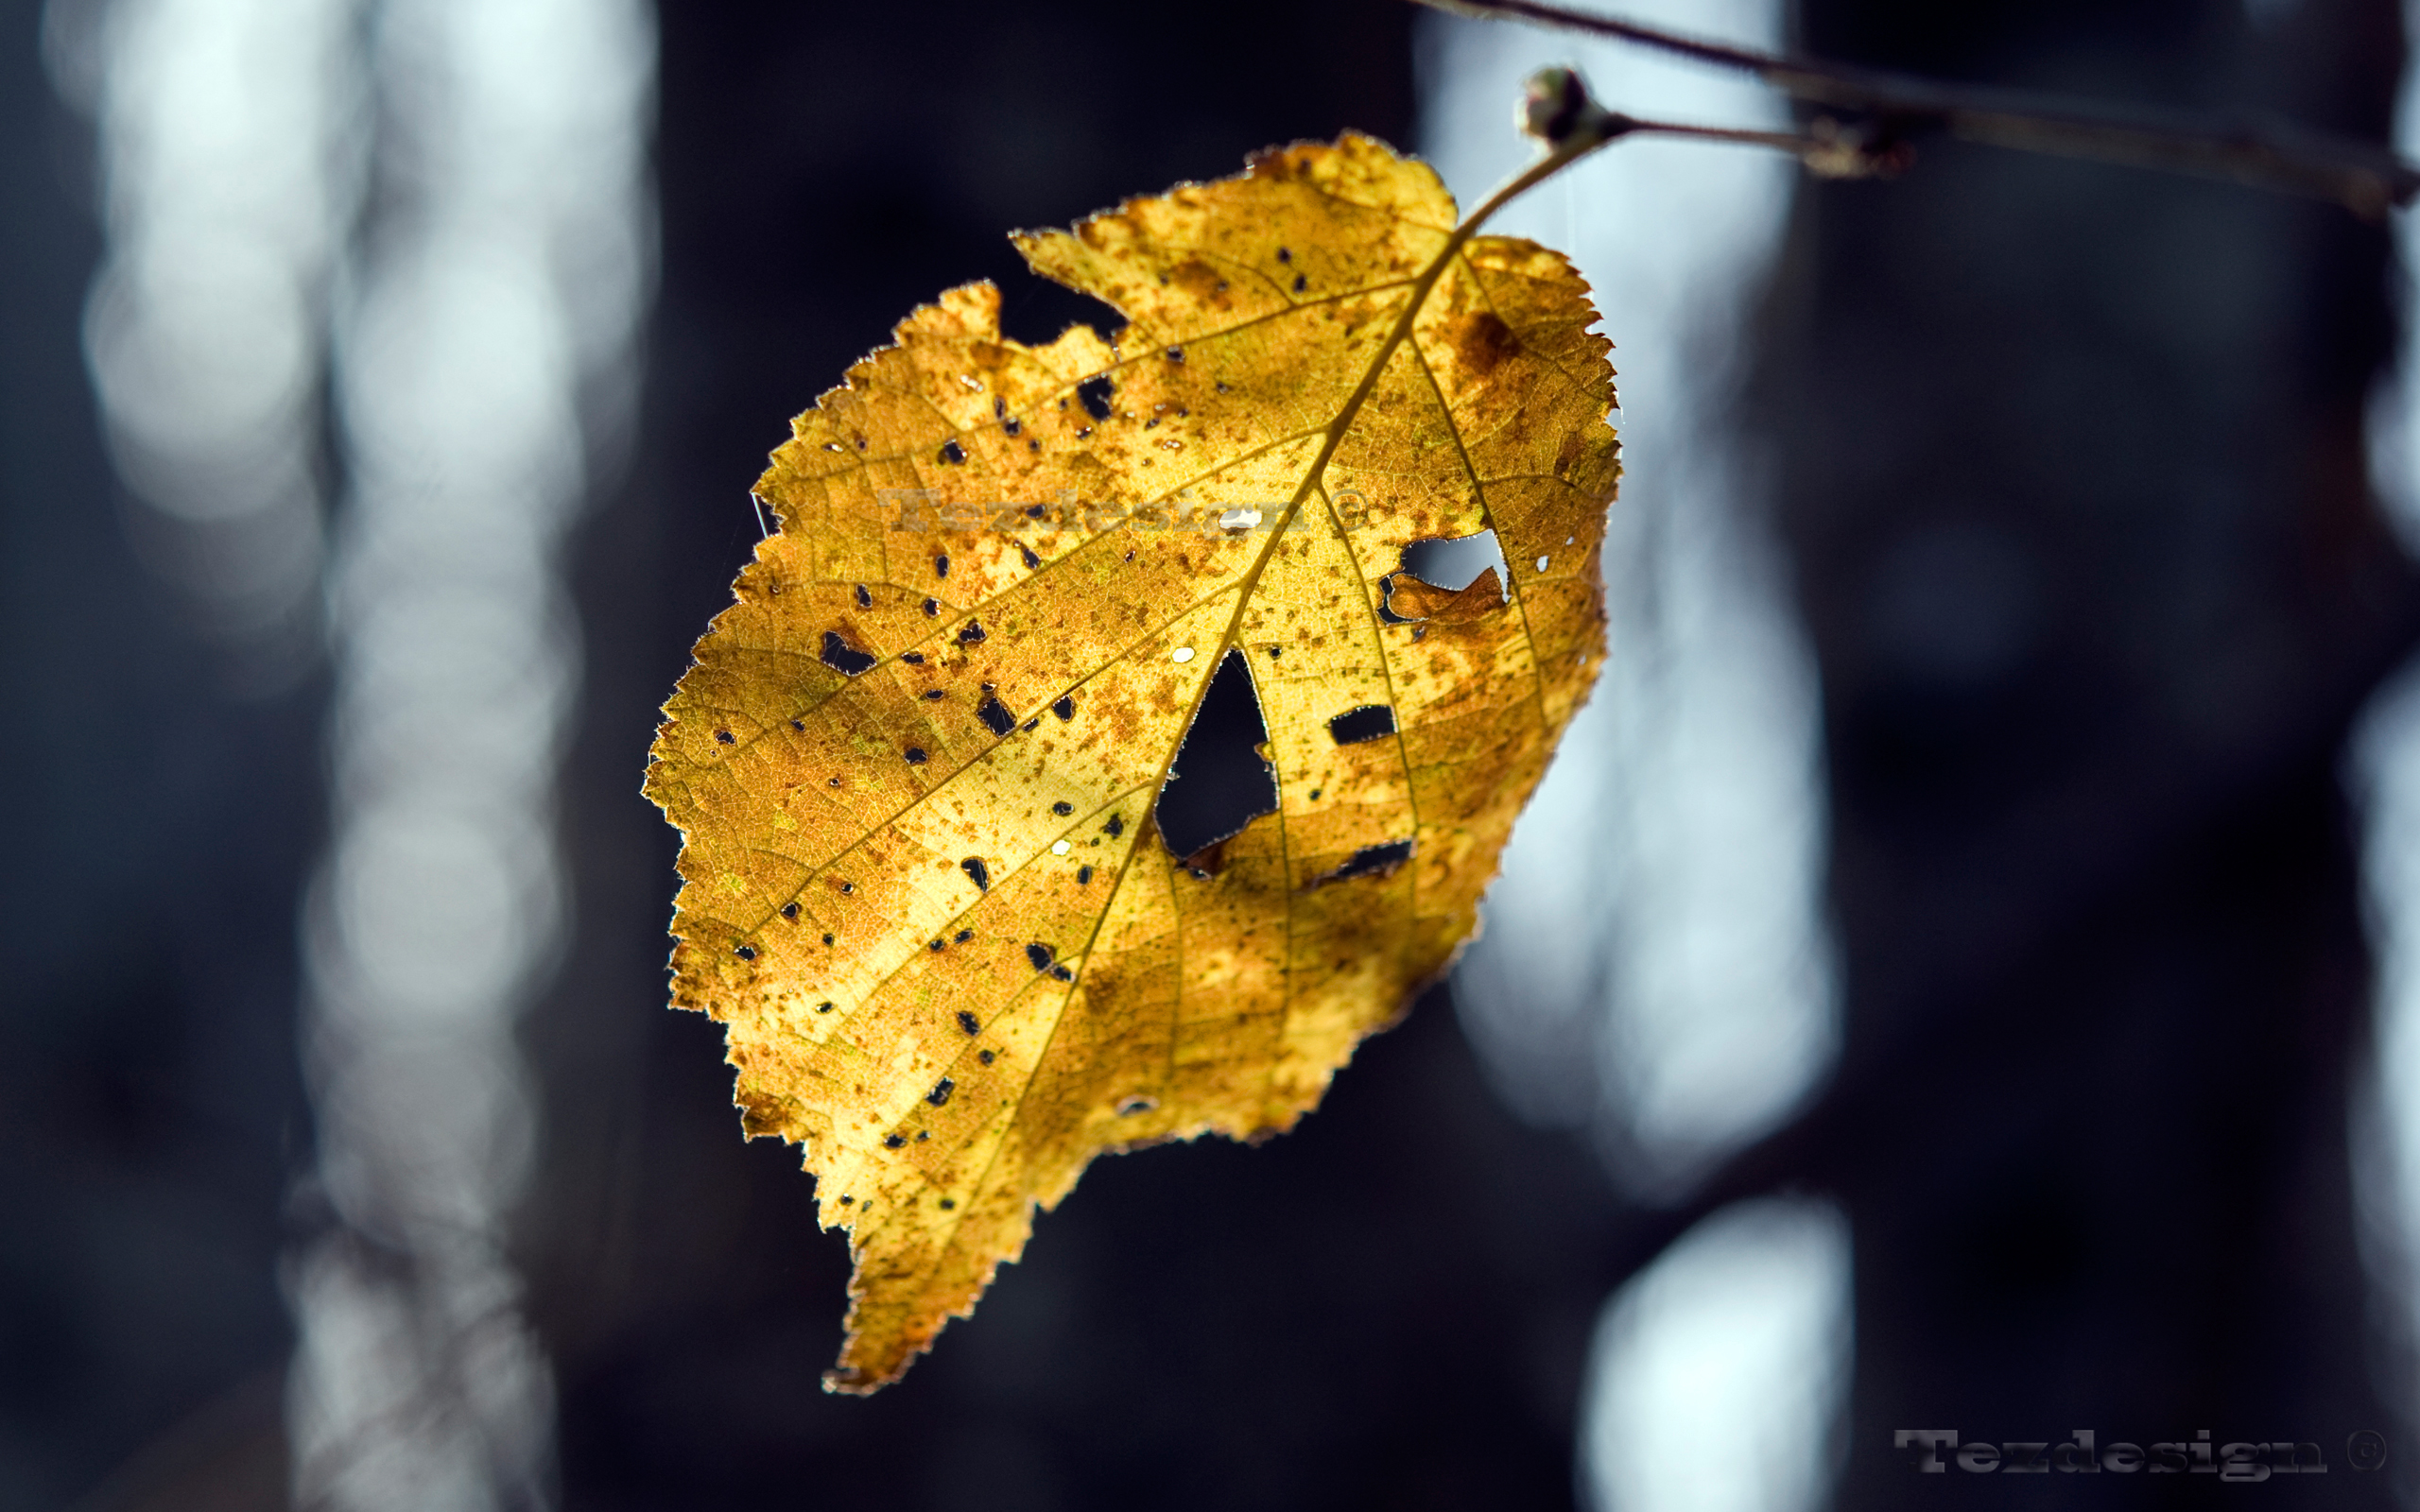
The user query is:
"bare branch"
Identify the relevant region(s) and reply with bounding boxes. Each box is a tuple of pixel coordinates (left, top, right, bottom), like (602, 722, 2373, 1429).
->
(1415, 0, 2420, 215)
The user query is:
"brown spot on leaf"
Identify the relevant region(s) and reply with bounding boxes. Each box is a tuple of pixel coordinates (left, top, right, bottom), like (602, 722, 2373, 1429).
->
(1451, 311, 1520, 377)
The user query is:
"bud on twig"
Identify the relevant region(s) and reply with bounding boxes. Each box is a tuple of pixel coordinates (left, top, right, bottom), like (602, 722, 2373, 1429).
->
(1438, 0, 2417, 215)
(1520, 65, 1910, 180)
(1520, 67, 1621, 148)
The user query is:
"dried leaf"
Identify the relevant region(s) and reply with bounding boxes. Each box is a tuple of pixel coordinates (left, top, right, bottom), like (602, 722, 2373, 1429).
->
(646, 133, 1618, 1392)
(1386, 564, 1510, 624)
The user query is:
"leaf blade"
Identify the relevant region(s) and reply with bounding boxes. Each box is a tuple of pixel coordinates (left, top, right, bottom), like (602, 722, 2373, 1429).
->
(647, 133, 1619, 1392)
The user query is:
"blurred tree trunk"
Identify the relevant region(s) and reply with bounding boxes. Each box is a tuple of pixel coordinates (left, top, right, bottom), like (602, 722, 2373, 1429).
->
(1759, 0, 2419, 1498)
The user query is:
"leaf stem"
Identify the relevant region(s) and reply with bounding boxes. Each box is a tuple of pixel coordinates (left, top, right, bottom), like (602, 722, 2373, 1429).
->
(1415, 0, 2420, 216)
(1452, 125, 1619, 237)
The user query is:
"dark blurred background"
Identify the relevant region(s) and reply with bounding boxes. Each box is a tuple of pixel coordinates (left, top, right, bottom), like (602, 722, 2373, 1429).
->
(8, 0, 2420, 1507)
(1768, 2, 2418, 1505)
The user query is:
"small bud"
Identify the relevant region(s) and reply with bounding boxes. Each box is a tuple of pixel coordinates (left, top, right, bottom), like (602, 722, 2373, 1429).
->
(1520, 66, 1614, 148)
(1799, 114, 1915, 180)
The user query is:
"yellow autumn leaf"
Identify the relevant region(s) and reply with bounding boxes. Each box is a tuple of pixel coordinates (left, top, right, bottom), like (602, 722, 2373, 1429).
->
(645, 132, 1618, 1393)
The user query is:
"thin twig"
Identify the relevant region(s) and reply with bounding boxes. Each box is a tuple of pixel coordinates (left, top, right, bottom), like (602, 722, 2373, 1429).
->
(1415, 0, 2420, 215)
(1605, 111, 1900, 178)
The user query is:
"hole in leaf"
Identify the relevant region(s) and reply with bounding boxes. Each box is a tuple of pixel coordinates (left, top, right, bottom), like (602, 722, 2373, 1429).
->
(1309, 838, 1415, 887)
(977, 696, 1016, 737)
(994, 269, 1122, 349)
(1327, 704, 1395, 746)
(1077, 375, 1115, 421)
(1153, 648, 1278, 859)
(1399, 528, 1509, 593)
(959, 857, 990, 890)
(820, 630, 876, 676)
